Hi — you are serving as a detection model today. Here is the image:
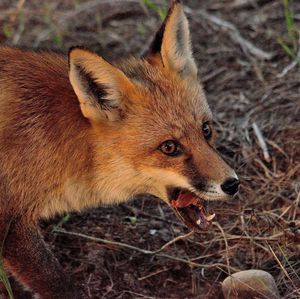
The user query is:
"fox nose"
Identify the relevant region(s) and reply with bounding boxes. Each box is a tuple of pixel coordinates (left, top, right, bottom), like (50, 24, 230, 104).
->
(221, 177, 240, 196)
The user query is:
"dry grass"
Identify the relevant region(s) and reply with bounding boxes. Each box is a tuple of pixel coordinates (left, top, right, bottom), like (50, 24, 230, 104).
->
(0, 0, 299, 298)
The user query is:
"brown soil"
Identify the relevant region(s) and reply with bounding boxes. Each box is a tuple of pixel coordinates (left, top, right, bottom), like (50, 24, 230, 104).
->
(0, 0, 299, 298)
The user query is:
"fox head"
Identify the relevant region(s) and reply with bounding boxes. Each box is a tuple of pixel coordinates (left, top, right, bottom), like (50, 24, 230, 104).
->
(68, 0, 239, 231)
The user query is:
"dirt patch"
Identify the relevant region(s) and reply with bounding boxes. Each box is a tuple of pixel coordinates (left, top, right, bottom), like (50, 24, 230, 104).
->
(1, 0, 299, 298)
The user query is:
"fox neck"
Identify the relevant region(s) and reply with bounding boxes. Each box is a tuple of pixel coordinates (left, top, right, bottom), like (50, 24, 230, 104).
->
(39, 149, 156, 219)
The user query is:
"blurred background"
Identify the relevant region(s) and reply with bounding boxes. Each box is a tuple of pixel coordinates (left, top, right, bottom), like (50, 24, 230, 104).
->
(0, 0, 299, 298)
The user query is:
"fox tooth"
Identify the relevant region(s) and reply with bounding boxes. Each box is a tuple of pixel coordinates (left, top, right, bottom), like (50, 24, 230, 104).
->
(196, 218, 201, 225)
(205, 213, 216, 221)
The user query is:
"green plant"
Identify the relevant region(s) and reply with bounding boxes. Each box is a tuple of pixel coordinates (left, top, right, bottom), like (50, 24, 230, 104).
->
(42, 2, 64, 48)
(125, 216, 137, 225)
(53, 214, 71, 231)
(143, 0, 167, 21)
(0, 262, 14, 299)
(2, 24, 14, 39)
(278, 0, 300, 62)
(0, 221, 14, 299)
(52, 30, 63, 48)
(137, 22, 146, 35)
(278, 245, 300, 285)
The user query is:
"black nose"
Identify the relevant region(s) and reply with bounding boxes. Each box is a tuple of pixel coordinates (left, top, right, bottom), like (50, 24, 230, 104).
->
(221, 177, 240, 196)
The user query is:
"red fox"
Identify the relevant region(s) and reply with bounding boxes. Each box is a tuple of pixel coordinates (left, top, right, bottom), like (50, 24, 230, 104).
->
(0, 1, 239, 298)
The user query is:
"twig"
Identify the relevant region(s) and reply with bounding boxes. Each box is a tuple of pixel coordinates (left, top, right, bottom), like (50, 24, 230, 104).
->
(101, 268, 114, 298)
(123, 204, 184, 226)
(277, 57, 299, 78)
(58, 0, 141, 24)
(213, 222, 231, 276)
(266, 139, 289, 159)
(200, 231, 289, 245)
(292, 188, 300, 221)
(282, 289, 300, 299)
(156, 231, 194, 253)
(116, 290, 155, 299)
(86, 274, 92, 299)
(138, 267, 169, 281)
(34, 0, 142, 47)
(10, 0, 26, 23)
(184, 7, 273, 60)
(54, 228, 240, 272)
(201, 67, 226, 83)
(210, 0, 258, 10)
(252, 122, 271, 163)
(277, 41, 300, 78)
(267, 242, 300, 293)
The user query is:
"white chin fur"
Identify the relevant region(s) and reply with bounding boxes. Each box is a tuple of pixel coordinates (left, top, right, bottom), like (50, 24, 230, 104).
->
(233, 172, 239, 180)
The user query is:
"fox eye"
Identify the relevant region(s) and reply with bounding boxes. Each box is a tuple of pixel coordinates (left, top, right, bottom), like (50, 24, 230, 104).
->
(160, 140, 181, 157)
(202, 122, 212, 139)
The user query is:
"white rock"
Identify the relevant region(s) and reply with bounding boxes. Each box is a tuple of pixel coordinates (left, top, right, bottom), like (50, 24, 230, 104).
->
(222, 269, 280, 299)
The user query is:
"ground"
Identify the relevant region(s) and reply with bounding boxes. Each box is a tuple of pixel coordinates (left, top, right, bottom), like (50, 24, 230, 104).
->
(0, 0, 299, 298)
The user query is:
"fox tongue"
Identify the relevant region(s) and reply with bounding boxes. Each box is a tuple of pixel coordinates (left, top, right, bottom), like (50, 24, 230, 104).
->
(171, 190, 216, 229)
(171, 191, 200, 208)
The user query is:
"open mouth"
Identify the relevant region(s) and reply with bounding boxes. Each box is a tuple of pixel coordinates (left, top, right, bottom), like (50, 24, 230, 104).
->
(168, 187, 216, 232)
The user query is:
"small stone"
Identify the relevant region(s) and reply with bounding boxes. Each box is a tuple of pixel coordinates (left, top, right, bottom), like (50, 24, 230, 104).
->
(149, 229, 157, 235)
(222, 270, 280, 299)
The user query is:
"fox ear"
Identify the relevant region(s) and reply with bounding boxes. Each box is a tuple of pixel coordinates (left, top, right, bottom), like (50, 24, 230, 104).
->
(68, 47, 135, 122)
(145, 0, 197, 79)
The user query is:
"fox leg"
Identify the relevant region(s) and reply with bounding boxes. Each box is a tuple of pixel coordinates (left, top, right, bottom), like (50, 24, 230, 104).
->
(0, 282, 10, 299)
(2, 218, 86, 299)
(0, 216, 13, 299)
(0, 276, 32, 299)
